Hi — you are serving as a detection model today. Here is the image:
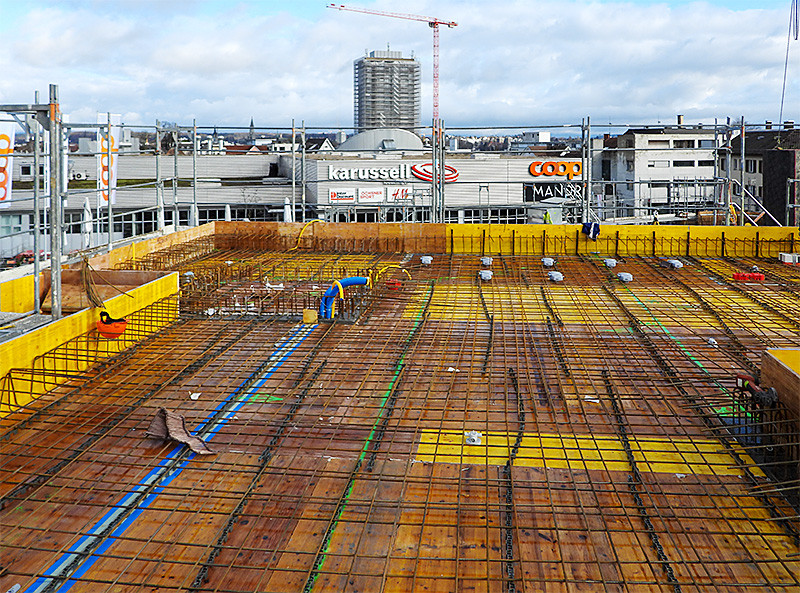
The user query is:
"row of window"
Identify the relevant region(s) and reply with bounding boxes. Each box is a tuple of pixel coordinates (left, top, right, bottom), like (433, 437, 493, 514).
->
(646, 139, 716, 149)
(443, 208, 529, 224)
(647, 160, 715, 168)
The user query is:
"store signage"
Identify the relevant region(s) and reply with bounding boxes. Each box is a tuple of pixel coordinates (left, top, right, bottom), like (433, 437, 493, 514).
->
(328, 164, 412, 181)
(387, 186, 412, 202)
(0, 120, 14, 208)
(329, 188, 356, 203)
(529, 160, 582, 180)
(410, 163, 459, 183)
(358, 188, 385, 203)
(97, 113, 121, 205)
(527, 182, 582, 202)
(326, 163, 460, 183)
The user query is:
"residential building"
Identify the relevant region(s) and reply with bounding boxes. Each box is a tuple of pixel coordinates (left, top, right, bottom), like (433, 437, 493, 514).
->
(597, 126, 721, 220)
(354, 50, 421, 133)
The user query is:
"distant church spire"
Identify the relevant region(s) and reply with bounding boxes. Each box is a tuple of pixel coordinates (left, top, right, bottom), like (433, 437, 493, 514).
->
(248, 118, 255, 144)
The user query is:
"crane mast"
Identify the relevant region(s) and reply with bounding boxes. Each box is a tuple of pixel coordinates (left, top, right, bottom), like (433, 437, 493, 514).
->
(327, 3, 457, 121)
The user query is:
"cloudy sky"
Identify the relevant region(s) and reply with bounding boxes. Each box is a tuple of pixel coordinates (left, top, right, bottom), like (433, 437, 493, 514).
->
(0, 0, 797, 132)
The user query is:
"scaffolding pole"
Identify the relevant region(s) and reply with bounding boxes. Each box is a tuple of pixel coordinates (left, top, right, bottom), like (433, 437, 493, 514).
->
(155, 120, 164, 231)
(49, 84, 62, 320)
(32, 91, 41, 314)
(291, 119, 296, 223)
(301, 120, 306, 223)
(106, 112, 113, 249)
(192, 119, 198, 227)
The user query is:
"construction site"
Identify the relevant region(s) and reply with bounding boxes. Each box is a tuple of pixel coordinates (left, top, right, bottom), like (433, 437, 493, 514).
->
(0, 221, 798, 593)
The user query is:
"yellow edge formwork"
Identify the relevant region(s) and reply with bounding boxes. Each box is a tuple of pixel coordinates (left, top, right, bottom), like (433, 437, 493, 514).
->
(446, 223, 799, 257)
(0, 272, 41, 313)
(0, 272, 179, 416)
(85, 222, 217, 270)
(0, 223, 215, 314)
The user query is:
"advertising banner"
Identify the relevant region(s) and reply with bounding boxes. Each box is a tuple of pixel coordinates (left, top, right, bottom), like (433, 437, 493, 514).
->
(0, 119, 15, 209)
(358, 188, 385, 203)
(329, 188, 356, 203)
(97, 113, 121, 206)
(386, 186, 412, 202)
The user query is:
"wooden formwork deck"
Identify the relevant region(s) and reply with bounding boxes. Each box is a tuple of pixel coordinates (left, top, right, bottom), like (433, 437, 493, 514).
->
(1, 249, 799, 592)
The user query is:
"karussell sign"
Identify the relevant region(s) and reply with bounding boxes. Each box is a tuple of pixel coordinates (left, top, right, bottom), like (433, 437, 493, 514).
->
(327, 163, 460, 183)
(328, 164, 412, 181)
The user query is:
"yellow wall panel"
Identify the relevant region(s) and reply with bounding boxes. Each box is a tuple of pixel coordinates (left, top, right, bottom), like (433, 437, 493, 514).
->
(0, 272, 179, 416)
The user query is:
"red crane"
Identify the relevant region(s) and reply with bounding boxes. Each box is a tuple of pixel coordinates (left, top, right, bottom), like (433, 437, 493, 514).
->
(327, 3, 457, 121)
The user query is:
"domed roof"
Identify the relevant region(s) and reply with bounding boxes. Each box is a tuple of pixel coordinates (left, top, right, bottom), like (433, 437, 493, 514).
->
(338, 128, 424, 152)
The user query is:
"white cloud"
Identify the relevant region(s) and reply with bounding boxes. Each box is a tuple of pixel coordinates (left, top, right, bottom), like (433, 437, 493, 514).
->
(0, 0, 796, 129)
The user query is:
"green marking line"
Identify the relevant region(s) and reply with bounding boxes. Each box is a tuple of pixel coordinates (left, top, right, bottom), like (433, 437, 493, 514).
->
(619, 276, 741, 416)
(305, 284, 432, 593)
(249, 393, 284, 403)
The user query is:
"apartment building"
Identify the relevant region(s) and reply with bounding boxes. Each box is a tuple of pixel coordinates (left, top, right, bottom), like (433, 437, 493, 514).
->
(597, 125, 720, 219)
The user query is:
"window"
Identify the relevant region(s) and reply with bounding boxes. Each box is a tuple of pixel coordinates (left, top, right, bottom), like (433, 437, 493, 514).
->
(64, 212, 84, 235)
(698, 139, 715, 148)
(697, 160, 715, 167)
(625, 160, 634, 172)
(199, 208, 225, 224)
(674, 139, 695, 149)
(648, 160, 669, 168)
(673, 160, 694, 167)
(758, 161, 763, 174)
(20, 164, 45, 177)
(1, 214, 24, 236)
(733, 158, 740, 170)
(746, 159, 757, 173)
(648, 140, 669, 148)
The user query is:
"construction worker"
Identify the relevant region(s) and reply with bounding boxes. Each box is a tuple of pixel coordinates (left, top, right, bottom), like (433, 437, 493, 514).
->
(543, 210, 552, 224)
(652, 212, 659, 225)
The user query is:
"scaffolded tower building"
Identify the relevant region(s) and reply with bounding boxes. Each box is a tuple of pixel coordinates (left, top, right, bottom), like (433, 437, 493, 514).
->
(354, 50, 421, 133)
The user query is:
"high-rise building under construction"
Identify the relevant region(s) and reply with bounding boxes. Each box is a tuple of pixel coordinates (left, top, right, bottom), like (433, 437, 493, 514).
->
(354, 50, 421, 133)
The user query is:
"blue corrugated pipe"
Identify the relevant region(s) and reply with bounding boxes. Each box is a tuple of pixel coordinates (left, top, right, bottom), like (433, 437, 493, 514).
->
(319, 276, 370, 319)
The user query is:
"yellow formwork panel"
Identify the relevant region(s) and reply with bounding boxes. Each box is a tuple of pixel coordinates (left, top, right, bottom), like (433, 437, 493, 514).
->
(403, 283, 717, 326)
(416, 430, 766, 478)
(613, 286, 721, 330)
(445, 224, 798, 258)
(769, 349, 800, 372)
(402, 284, 553, 323)
(0, 272, 179, 416)
(0, 272, 42, 313)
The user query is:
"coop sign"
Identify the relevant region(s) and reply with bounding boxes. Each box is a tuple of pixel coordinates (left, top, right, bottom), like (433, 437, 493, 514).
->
(529, 160, 582, 180)
(328, 164, 412, 181)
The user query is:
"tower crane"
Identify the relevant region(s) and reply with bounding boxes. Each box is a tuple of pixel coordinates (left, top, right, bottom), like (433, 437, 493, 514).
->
(327, 3, 457, 121)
